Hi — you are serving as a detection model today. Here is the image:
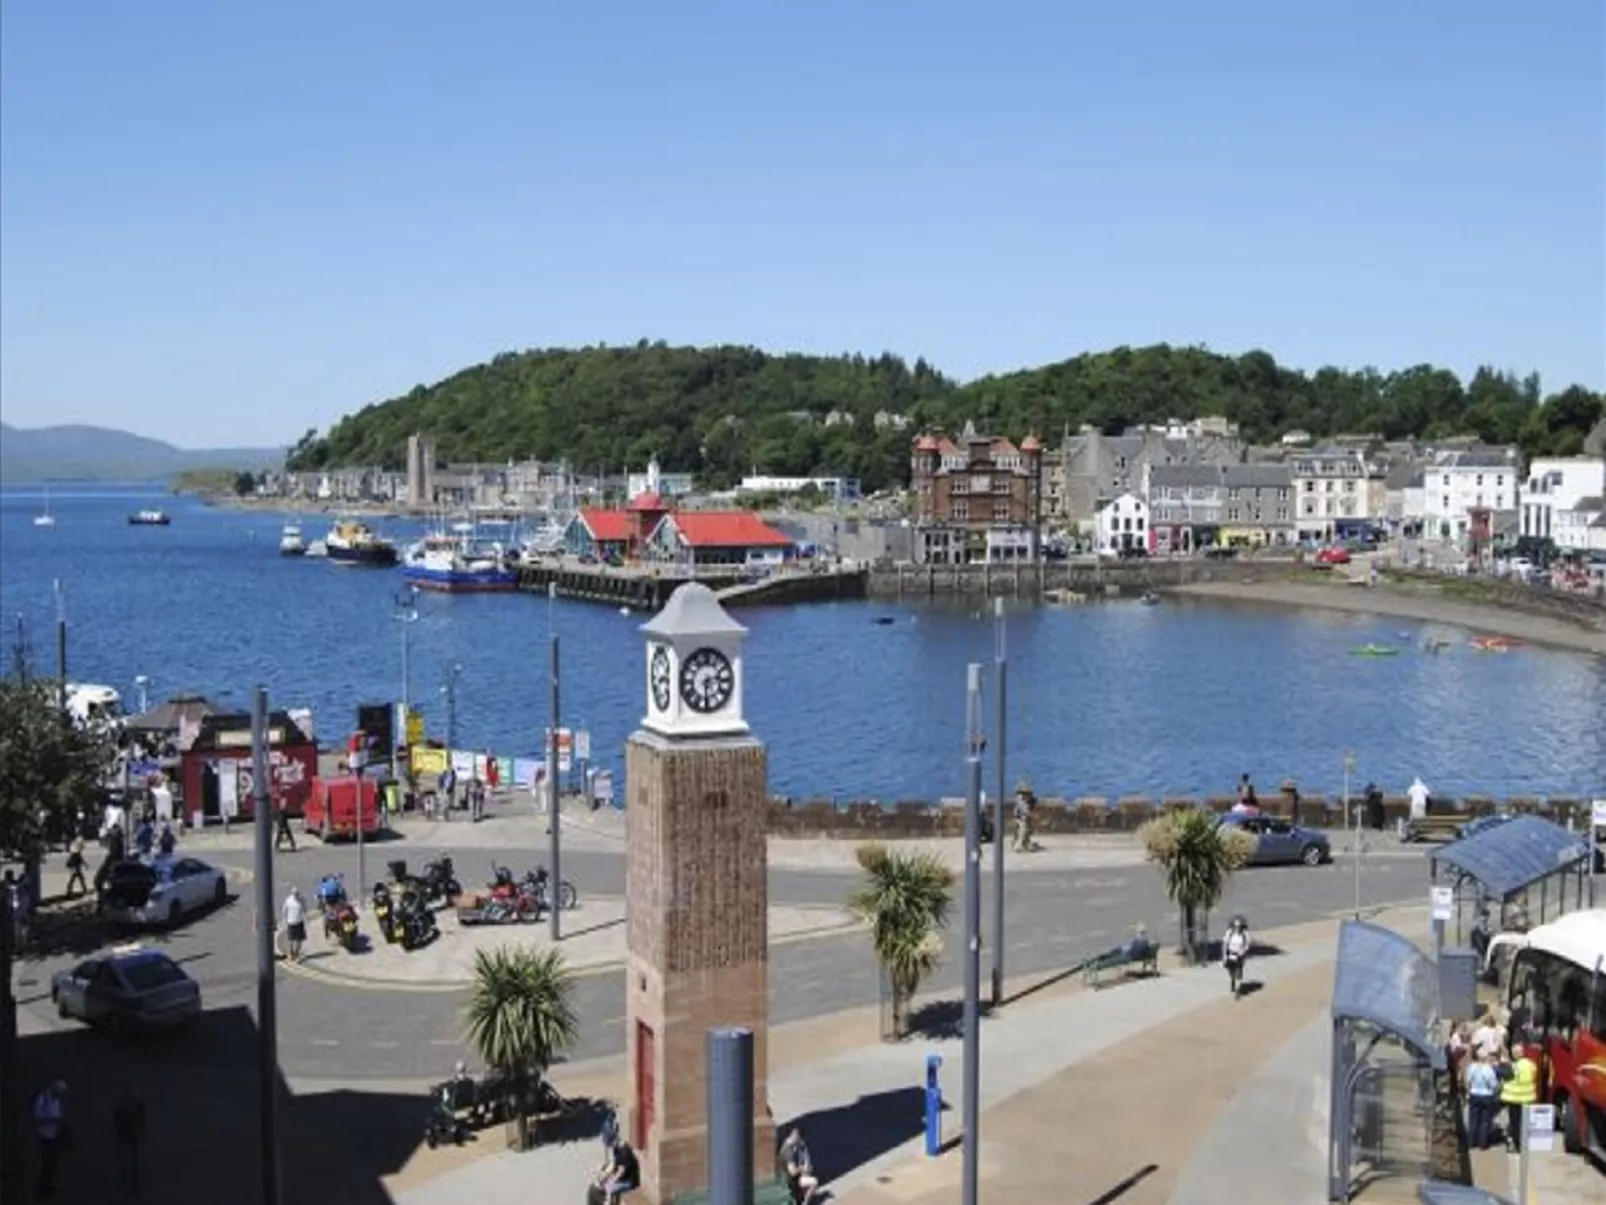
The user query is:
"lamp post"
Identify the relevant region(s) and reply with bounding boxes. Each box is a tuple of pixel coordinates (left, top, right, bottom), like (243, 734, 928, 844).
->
(52, 579, 67, 715)
(991, 598, 1007, 1009)
(442, 663, 462, 753)
(961, 663, 983, 1205)
(393, 586, 418, 778)
(1344, 751, 1360, 918)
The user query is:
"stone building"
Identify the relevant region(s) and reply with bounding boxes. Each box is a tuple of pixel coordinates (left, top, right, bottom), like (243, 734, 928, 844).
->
(1147, 463, 1295, 552)
(909, 422, 1043, 563)
(1288, 444, 1383, 543)
(1045, 421, 1243, 534)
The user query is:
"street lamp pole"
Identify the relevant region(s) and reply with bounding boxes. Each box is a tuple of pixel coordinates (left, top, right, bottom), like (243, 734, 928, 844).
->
(961, 663, 983, 1205)
(444, 664, 461, 753)
(548, 635, 562, 942)
(394, 586, 417, 780)
(1344, 751, 1359, 918)
(53, 580, 67, 715)
(991, 597, 1007, 1009)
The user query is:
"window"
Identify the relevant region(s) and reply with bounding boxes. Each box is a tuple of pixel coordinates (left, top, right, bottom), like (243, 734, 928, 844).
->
(1304, 480, 1315, 493)
(951, 478, 967, 494)
(1442, 475, 1450, 487)
(1277, 507, 1289, 520)
(1496, 475, 1504, 487)
(993, 502, 1010, 522)
(971, 475, 990, 494)
(1442, 495, 1449, 510)
(1324, 481, 1334, 493)
(952, 501, 968, 520)
(1343, 480, 1355, 493)
(1278, 488, 1289, 500)
(1136, 516, 1145, 531)
(1227, 488, 1240, 500)
(1476, 474, 1484, 487)
(1227, 507, 1240, 521)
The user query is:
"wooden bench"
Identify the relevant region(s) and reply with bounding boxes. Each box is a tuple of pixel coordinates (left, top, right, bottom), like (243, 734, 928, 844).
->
(1080, 940, 1160, 989)
(1400, 815, 1472, 843)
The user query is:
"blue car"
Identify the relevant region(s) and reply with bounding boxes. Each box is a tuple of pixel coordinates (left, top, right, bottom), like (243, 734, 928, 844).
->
(1217, 813, 1332, 867)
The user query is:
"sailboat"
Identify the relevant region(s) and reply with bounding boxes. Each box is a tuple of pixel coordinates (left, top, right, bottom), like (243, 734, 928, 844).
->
(33, 486, 56, 528)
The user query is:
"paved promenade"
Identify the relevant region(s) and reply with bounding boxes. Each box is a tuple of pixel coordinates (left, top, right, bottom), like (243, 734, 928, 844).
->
(392, 911, 1404, 1205)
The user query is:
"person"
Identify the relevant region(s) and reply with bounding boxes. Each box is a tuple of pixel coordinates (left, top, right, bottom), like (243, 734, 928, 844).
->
(589, 1132, 639, 1204)
(1363, 783, 1386, 831)
(133, 816, 154, 859)
(274, 803, 297, 853)
(1499, 1042, 1539, 1151)
(780, 1127, 820, 1205)
(1407, 776, 1431, 821)
(156, 819, 176, 858)
(1231, 774, 1259, 816)
(485, 750, 500, 792)
(1463, 1048, 1501, 1150)
(30, 1079, 67, 1197)
(282, 887, 307, 962)
(1012, 784, 1036, 853)
(1470, 1012, 1505, 1062)
(113, 1084, 147, 1197)
(64, 836, 89, 898)
(7, 872, 32, 949)
(101, 799, 127, 847)
(439, 765, 457, 813)
(1223, 916, 1251, 998)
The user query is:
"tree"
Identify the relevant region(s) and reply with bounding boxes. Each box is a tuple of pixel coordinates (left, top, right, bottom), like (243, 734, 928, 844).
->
(233, 471, 257, 496)
(847, 843, 954, 1038)
(462, 946, 578, 1146)
(1138, 809, 1254, 964)
(0, 677, 114, 863)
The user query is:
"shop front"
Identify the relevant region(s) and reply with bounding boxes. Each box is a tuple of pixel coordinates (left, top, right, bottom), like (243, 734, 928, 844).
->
(180, 710, 318, 824)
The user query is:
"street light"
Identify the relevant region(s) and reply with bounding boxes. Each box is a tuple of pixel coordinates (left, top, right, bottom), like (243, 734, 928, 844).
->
(441, 663, 462, 753)
(393, 586, 419, 778)
(1343, 751, 1360, 918)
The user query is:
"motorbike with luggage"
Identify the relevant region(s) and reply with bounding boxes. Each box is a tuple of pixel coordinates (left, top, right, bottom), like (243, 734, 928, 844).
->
(486, 862, 578, 914)
(386, 856, 461, 905)
(423, 1064, 574, 1147)
(317, 874, 360, 952)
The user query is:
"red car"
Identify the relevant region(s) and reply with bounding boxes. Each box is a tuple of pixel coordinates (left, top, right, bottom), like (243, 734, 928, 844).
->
(1316, 546, 1351, 566)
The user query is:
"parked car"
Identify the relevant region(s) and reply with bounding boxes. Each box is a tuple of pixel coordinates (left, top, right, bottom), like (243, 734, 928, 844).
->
(100, 855, 229, 927)
(50, 947, 202, 1032)
(1315, 546, 1352, 566)
(1217, 813, 1332, 867)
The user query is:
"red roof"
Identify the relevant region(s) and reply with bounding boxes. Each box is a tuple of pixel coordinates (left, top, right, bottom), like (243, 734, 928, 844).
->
(578, 508, 631, 542)
(914, 434, 939, 452)
(1020, 433, 1042, 452)
(667, 511, 794, 549)
(627, 490, 666, 512)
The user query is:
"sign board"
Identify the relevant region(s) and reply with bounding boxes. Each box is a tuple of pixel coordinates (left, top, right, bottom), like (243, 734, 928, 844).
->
(1525, 1103, 1555, 1153)
(592, 769, 614, 804)
(1592, 799, 1606, 829)
(575, 730, 591, 762)
(401, 706, 424, 747)
(544, 727, 574, 774)
(1430, 885, 1454, 921)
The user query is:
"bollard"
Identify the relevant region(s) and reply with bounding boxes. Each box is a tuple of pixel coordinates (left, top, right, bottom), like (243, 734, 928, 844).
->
(924, 1053, 944, 1156)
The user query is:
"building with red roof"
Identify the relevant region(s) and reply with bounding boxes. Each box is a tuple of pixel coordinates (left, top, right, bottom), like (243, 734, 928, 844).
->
(909, 420, 1044, 564)
(563, 493, 795, 567)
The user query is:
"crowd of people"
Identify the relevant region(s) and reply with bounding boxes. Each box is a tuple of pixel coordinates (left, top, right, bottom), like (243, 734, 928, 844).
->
(1449, 1009, 1540, 1152)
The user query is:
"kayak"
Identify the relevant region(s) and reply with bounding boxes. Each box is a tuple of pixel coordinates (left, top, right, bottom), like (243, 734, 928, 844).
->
(1351, 644, 1400, 657)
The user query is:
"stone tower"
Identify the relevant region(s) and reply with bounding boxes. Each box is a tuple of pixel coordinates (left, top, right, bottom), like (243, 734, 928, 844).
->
(624, 582, 774, 1203)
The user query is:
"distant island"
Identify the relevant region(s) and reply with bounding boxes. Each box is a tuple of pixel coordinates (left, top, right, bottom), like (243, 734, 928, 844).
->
(285, 341, 1606, 492)
(0, 422, 285, 484)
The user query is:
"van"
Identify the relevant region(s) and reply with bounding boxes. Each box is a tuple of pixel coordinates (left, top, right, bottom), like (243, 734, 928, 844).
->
(302, 776, 382, 841)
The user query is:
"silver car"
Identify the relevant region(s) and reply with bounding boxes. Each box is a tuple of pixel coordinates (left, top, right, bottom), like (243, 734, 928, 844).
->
(100, 855, 229, 927)
(50, 948, 202, 1031)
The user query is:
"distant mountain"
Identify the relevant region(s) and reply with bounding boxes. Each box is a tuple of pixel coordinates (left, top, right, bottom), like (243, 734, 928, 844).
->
(0, 422, 285, 483)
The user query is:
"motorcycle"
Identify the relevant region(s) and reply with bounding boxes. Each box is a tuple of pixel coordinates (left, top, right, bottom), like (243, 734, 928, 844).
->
(372, 882, 399, 944)
(395, 887, 439, 949)
(423, 1068, 567, 1147)
(318, 874, 360, 952)
(457, 888, 538, 926)
(525, 866, 578, 913)
(420, 855, 461, 903)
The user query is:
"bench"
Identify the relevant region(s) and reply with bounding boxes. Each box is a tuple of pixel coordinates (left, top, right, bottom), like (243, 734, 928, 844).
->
(1080, 940, 1160, 989)
(1400, 815, 1472, 843)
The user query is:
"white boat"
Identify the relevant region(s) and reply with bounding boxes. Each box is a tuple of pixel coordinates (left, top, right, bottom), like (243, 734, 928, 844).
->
(65, 682, 124, 732)
(402, 520, 518, 592)
(34, 486, 56, 527)
(279, 522, 307, 556)
(517, 516, 569, 564)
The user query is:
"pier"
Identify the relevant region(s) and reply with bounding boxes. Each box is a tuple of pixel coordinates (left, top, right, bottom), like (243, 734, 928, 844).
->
(868, 557, 1275, 599)
(516, 561, 868, 608)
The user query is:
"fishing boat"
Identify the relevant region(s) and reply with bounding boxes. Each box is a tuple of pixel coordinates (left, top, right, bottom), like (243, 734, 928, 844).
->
(127, 509, 171, 526)
(401, 521, 517, 591)
(33, 486, 56, 527)
(324, 520, 399, 567)
(279, 522, 307, 556)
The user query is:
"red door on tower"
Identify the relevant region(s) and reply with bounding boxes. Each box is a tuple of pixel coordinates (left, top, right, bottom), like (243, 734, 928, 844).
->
(634, 1021, 656, 1152)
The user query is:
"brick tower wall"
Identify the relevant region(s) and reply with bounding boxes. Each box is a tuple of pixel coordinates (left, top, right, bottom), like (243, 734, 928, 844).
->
(625, 732, 775, 1204)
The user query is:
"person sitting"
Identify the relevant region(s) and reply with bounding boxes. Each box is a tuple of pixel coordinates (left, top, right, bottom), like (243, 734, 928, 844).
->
(780, 1127, 820, 1205)
(589, 1133, 639, 1204)
(157, 820, 176, 857)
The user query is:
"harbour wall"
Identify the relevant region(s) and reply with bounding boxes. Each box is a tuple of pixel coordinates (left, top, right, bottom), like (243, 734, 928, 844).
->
(867, 558, 1287, 598)
(762, 793, 1605, 837)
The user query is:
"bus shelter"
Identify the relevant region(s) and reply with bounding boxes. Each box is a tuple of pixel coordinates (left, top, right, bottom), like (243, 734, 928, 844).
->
(1428, 816, 1593, 949)
(1329, 920, 1455, 1201)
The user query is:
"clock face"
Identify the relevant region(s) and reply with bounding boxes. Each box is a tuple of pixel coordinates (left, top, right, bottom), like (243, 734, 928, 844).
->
(649, 645, 672, 712)
(678, 646, 734, 714)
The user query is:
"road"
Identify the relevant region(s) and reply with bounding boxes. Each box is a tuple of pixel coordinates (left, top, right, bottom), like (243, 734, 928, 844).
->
(10, 833, 1431, 1083)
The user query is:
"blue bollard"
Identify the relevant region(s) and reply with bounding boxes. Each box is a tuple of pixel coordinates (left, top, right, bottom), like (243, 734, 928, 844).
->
(924, 1052, 944, 1156)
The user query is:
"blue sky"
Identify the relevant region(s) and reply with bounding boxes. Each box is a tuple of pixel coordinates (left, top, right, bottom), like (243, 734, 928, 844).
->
(1, 1, 1602, 447)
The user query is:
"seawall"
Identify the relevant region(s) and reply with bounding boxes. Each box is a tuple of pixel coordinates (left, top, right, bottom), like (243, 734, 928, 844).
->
(868, 558, 1296, 599)
(762, 793, 1604, 837)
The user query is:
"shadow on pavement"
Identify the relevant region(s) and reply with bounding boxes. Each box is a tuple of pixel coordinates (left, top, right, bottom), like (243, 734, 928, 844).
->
(10, 1004, 425, 1204)
(783, 1085, 925, 1184)
(1087, 1162, 1158, 1204)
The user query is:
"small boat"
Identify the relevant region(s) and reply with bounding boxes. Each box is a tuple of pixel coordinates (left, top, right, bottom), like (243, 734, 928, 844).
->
(325, 520, 399, 567)
(871, 616, 896, 626)
(1139, 591, 1161, 606)
(34, 486, 56, 527)
(127, 509, 171, 526)
(279, 522, 306, 556)
(1470, 635, 1520, 653)
(1350, 644, 1400, 657)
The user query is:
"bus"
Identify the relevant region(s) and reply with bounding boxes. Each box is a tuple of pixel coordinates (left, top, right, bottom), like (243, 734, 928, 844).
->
(1489, 908, 1606, 1160)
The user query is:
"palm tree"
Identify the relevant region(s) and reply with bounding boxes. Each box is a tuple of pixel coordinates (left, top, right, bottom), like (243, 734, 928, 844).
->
(463, 946, 579, 1145)
(1139, 809, 1253, 963)
(847, 843, 954, 1039)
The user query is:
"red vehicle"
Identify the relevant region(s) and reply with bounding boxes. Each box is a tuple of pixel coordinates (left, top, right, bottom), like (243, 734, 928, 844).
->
(1490, 909, 1606, 1159)
(1315, 546, 1351, 566)
(303, 776, 382, 842)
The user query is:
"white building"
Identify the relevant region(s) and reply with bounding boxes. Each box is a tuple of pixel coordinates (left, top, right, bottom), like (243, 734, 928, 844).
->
(1520, 456, 1606, 543)
(1421, 447, 1519, 542)
(1553, 495, 1605, 553)
(626, 458, 696, 500)
(1096, 492, 1149, 555)
(736, 475, 862, 501)
(1288, 445, 1377, 542)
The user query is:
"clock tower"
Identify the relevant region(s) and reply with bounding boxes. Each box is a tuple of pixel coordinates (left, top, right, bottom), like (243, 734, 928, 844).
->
(625, 583, 774, 1203)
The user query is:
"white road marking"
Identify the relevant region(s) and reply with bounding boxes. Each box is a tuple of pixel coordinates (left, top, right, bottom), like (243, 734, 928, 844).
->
(308, 1038, 339, 1047)
(369, 1040, 400, 1049)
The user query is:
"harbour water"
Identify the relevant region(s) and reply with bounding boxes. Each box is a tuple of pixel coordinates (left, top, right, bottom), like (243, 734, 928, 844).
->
(2, 485, 1603, 801)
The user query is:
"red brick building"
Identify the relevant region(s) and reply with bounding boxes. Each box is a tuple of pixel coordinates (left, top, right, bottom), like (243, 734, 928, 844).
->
(910, 421, 1043, 563)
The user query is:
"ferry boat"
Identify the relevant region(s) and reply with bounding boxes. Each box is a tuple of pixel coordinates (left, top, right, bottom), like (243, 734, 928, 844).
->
(402, 521, 518, 592)
(127, 509, 171, 526)
(324, 520, 399, 567)
(279, 522, 307, 556)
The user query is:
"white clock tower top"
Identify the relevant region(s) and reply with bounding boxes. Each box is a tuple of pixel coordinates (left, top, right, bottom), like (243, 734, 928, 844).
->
(640, 582, 749, 740)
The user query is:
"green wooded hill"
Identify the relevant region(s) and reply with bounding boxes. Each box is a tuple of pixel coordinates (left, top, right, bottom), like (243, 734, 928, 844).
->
(285, 341, 1605, 493)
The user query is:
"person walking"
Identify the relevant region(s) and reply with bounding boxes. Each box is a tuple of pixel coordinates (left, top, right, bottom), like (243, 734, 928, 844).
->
(273, 803, 297, 853)
(1463, 1049, 1500, 1151)
(281, 887, 307, 962)
(113, 1085, 147, 1198)
(64, 837, 89, 898)
(30, 1080, 68, 1198)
